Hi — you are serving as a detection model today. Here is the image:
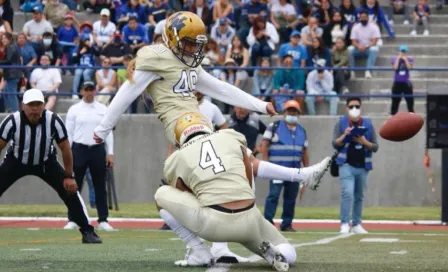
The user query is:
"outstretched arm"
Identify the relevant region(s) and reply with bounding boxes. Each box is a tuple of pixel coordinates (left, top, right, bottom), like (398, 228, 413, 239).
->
(94, 70, 162, 142)
(196, 69, 277, 115)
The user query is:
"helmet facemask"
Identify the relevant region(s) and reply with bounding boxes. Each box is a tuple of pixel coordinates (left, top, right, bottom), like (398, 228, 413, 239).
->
(166, 27, 208, 68)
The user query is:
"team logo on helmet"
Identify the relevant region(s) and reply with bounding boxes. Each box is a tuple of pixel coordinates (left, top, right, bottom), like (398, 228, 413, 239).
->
(168, 13, 187, 33)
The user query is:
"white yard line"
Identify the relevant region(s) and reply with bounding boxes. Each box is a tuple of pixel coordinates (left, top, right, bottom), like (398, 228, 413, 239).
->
(207, 233, 353, 272)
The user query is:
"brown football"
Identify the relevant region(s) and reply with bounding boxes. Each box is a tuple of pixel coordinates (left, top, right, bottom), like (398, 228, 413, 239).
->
(379, 112, 424, 142)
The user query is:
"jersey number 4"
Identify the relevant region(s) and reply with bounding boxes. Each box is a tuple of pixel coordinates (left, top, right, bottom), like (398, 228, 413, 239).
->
(199, 140, 226, 174)
(173, 70, 198, 97)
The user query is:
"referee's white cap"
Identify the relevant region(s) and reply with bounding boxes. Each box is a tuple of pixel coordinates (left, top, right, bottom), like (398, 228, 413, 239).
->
(23, 89, 45, 104)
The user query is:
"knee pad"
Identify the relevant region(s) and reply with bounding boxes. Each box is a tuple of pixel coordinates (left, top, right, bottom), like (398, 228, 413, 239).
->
(276, 243, 296, 264)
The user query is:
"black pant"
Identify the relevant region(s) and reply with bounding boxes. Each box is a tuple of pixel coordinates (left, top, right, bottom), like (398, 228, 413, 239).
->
(391, 81, 414, 115)
(0, 154, 93, 233)
(334, 69, 351, 93)
(70, 143, 108, 222)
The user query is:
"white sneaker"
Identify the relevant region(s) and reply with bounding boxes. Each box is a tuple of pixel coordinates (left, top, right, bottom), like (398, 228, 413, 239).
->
(63, 221, 79, 230)
(211, 244, 249, 263)
(340, 224, 350, 234)
(300, 157, 332, 190)
(350, 71, 356, 79)
(403, 20, 409, 25)
(72, 95, 79, 100)
(97, 222, 114, 231)
(342, 87, 350, 94)
(410, 30, 417, 36)
(351, 224, 368, 234)
(365, 71, 372, 79)
(259, 241, 289, 272)
(175, 244, 214, 267)
(423, 30, 429, 36)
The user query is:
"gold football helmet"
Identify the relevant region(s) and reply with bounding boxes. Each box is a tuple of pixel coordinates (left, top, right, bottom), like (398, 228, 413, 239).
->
(174, 112, 213, 146)
(163, 11, 208, 68)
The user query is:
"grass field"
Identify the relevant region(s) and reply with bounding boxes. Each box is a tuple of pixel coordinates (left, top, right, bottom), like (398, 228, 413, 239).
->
(0, 228, 447, 272)
(0, 204, 441, 220)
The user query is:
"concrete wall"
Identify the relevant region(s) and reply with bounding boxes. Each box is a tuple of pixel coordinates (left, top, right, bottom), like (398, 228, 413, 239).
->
(0, 114, 441, 207)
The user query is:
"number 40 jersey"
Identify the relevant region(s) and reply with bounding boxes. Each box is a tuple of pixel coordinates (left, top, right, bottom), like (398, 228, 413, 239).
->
(135, 44, 202, 129)
(163, 129, 256, 207)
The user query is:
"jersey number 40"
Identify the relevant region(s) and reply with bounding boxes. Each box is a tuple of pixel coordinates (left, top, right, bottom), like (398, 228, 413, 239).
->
(199, 140, 226, 174)
(173, 70, 198, 97)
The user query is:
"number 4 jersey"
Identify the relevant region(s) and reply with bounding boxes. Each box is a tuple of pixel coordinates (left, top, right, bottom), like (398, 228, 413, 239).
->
(135, 44, 201, 130)
(163, 129, 255, 207)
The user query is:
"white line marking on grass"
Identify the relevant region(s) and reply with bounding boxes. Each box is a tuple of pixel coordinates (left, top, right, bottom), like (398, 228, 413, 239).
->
(360, 238, 399, 243)
(169, 238, 181, 241)
(20, 248, 41, 251)
(26, 228, 40, 231)
(144, 248, 161, 252)
(206, 264, 232, 272)
(390, 250, 408, 255)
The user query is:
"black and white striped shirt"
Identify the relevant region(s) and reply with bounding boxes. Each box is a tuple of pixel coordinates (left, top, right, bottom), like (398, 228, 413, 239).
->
(0, 110, 68, 165)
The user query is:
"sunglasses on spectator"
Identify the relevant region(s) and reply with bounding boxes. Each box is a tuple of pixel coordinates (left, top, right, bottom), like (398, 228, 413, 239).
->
(348, 105, 360, 109)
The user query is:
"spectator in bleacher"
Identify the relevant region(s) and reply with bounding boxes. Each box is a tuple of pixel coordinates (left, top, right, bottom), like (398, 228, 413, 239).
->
(36, 32, 63, 66)
(213, 0, 234, 25)
(189, 0, 212, 29)
(410, 0, 430, 36)
(116, 54, 133, 87)
(204, 39, 222, 65)
(0, 33, 5, 60)
(389, 0, 410, 25)
(323, 10, 348, 47)
(95, 57, 117, 105)
(332, 37, 350, 94)
(0, 0, 13, 31)
(211, 18, 235, 54)
(57, 14, 79, 69)
(117, 0, 147, 29)
(289, 0, 313, 31)
(314, 0, 335, 27)
(238, 0, 269, 46)
(359, 0, 395, 39)
(220, 57, 249, 90)
(146, 0, 170, 44)
(93, 9, 117, 48)
(270, 0, 296, 44)
(72, 34, 99, 98)
(23, 6, 54, 47)
(44, 0, 71, 30)
(0, 33, 21, 112)
(247, 16, 279, 67)
(390, 44, 414, 115)
(100, 31, 133, 67)
(305, 59, 338, 115)
(122, 15, 149, 54)
(17, 33, 37, 68)
(277, 30, 307, 68)
(300, 16, 323, 47)
(228, 106, 267, 152)
(340, 0, 357, 45)
(30, 54, 62, 110)
(252, 57, 274, 100)
(348, 10, 380, 79)
(272, 54, 305, 112)
(0, 17, 11, 34)
(83, 0, 113, 13)
(153, 9, 174, 40)
(225, 35, 249, 81)
(306, 37, 331, 68)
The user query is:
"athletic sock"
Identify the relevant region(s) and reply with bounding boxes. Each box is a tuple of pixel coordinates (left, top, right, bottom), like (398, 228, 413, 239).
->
(159, 209, 203, 248)
(256, 161, 303, 182)
(211, 242, 229, 252)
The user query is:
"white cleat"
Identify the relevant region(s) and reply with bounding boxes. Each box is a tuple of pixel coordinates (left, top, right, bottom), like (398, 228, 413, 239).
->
(211, 245, 249, 263)
(98, 222, 114, 231)
(63, 221, 79, 230)
(351, 224, 368, 234)
(340, 223, 350, 234)
(259, 241, 289, 272)
(175, 244, 214, 267)
(300, 157, 332, 190)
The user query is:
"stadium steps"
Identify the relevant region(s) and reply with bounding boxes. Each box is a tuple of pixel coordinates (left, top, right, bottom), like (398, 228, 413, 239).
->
(313, 100, 426, 115)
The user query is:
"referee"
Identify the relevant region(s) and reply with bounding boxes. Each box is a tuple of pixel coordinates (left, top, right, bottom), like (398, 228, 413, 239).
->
(0, 89, 101, 243)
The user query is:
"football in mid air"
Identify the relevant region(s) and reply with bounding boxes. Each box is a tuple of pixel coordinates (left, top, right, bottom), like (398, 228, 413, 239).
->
(379, 112, 424, 142)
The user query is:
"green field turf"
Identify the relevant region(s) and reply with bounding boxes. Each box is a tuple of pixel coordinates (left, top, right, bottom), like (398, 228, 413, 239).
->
(0, 228, 447, 272)
(0, 204, 441, 220)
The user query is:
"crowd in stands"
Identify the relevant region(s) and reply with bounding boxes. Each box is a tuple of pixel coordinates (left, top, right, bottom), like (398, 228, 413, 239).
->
(0, 0, 434, 114)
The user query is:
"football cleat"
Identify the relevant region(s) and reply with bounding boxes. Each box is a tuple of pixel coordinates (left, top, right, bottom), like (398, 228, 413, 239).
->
(259, 241, 289, 272)
(300, 156, 332, 190)
(174, 244, 214, 267)
(211, 245, 249, 264)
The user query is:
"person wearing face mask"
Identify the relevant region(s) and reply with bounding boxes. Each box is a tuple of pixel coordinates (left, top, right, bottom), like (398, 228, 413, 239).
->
(29, 54, 62, 110)
(333, 96, 379, 234)
(260, 100, 309, 232)
(36, 31, 63, 66)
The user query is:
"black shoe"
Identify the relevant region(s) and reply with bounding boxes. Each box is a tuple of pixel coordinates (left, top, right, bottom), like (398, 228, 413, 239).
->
(280, 226, 296, 232)
(159, 223, 171, 230)
(82, 230, 102, 244)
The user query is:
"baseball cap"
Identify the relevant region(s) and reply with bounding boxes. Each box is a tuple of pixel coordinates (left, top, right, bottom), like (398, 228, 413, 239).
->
(399, 44, 408, 52)
(100, 8, 110, 17)
(33, 6, 43, 13)
(284, 100, 301, 112)
(82, 81, 96, 90)
(290, 30, 301, 38)
(219, 18, 227, 25)
(23, 89, 45, 104)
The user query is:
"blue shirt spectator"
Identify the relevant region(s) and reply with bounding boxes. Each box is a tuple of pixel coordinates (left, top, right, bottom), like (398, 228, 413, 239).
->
(122, 17, 149, 52)
(240, 0, 269, 28)
(118, 1, 148, 24)
(340, 0, 357, 26)
(306, 37, 332, 68)
(358, 0, 395, 38)
(16, 33, 37, 67)
(278, 31, 308, 68)
(57, 23, 79, 43)
(147, 1, 170, 24)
